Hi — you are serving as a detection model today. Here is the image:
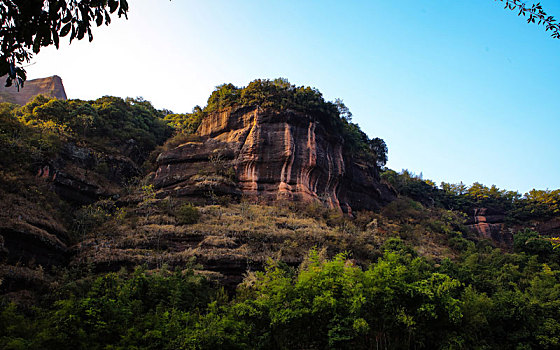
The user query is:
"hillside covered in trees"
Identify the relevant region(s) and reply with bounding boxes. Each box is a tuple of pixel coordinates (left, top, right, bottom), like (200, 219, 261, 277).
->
(0, 79, 559, 349)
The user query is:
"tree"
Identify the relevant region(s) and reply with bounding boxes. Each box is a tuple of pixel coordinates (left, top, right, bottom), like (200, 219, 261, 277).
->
(497, 0, 560, 39)
(334, 98, 352, 122)
(368, 137, 388, 167)
(1, 0, 129, 89)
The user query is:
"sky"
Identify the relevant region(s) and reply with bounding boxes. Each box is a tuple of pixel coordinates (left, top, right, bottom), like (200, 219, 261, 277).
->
(24, 0, 560, 194)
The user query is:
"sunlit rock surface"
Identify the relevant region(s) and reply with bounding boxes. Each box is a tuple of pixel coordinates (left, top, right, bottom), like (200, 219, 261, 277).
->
(0, 75, 67, 105)
(154, 106, 396, 213)
(466, 207, 513, 246)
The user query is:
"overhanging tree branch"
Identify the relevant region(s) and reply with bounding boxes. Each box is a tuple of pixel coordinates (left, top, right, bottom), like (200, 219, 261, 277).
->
(0, 0, 129, 90)
(496, 0, 560, 39)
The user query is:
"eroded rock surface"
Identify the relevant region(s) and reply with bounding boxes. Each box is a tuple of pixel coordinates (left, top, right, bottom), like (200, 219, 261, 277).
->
(466, 208, 513, 247)
(0, 190, 69, 269)
(154, 107, 396, 213)
(536, 218, 560, 236)
(36, 143, 140, 204)
(0, 75, 67, 105)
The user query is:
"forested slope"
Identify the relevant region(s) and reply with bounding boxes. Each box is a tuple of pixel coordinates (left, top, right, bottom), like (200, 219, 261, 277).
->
(0, 79, 559, 349)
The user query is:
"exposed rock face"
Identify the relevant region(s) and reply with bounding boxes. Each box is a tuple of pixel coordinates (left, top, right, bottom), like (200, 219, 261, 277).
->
(536, 218, 560, 236)
(0, 75, 67, 105)
(466, 208, 513, 247)
(35, 143, 140, 204)
(0, 190, 69, 268)
(154, 107, 396, 212)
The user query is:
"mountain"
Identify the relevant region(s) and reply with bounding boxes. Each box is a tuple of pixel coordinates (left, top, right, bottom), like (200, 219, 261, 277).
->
(0, 79, 559, 349)
(154, 106, 396, 214)
(0, 75, 67, 105)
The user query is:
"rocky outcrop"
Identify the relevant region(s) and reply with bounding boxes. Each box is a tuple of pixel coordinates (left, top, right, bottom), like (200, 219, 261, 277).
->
(36, 143, 141, 204)
(0, 190, 69, 268)
(0, 75, 67, 105)
(536, 218, 560, 236)
(154, 107, 396, 213)
(466, 208, 513, 247)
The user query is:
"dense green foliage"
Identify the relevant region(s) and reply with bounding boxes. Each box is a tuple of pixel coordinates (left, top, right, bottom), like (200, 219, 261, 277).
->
(0, 95, 171, 171)
(0, 100, 67, 170)
(514, 229, 560, 263)
(2, 239, 559, 349)
(164, 106, 205, 135)
(0, 267, 215, 350)
(162, 78, 388, 167)
(382, 169, 560, 223)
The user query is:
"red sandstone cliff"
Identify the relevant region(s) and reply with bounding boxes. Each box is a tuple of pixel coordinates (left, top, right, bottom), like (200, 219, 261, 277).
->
(0, 75, 67, 105)
(465, 207, 513, 247)
(154, 106, 396, 213)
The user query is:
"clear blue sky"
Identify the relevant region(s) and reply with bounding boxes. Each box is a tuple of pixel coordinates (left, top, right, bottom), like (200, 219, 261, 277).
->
(26, 0, 560, 193)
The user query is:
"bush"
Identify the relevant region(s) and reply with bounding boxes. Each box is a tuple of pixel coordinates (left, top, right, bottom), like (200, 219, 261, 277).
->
(176, 203, 200, 225)
(513, 229, 558, 263)
(72, 203, 112, 240)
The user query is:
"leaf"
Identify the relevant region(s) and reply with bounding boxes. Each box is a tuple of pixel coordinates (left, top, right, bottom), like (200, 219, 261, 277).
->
(60, 23, 72, 37)
(96, 12, 103, 26)
(33, 35, 41, 53)
(70, 25, 76, 42)
(52, 29, 59, 48)
(109, 0, 118, 13)
(16, 67, 26, 80)
(77, 26, 85, 40)
(63, 10, 72, 23)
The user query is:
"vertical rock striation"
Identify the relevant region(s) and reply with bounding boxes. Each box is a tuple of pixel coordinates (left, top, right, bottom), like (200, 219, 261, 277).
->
(154, 107, 396, 212)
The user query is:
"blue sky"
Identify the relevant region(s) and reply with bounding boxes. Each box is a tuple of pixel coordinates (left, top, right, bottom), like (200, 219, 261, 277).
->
(26, 0, 560, 193)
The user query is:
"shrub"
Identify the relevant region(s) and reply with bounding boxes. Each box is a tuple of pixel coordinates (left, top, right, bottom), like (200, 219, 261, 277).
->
(176, 203, 200, 225)
(72, 203, 111, 240)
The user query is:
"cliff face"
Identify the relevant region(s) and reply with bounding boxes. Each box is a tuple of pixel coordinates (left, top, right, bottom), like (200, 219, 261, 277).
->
(0, 75, 67, 105)
(465, 208, 513, 247)
(154, 107, 396, 213)
(35, 143, 140, 205)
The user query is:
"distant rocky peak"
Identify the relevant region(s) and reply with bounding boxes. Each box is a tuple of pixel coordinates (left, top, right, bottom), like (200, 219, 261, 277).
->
(0, 75, 67, 105)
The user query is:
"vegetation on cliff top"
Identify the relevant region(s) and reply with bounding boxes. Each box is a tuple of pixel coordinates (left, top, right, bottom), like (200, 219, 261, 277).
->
(0, 95, 171, 173)
(383, 169, 560, 224)
(164, 78, 388, 167)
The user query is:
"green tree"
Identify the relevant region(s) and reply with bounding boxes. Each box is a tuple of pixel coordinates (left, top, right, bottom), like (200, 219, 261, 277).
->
(334, 98, 352, 122)
(514, 229, 558, 262)
(230, 248, 463, 349)
(368, 137, 388, 168)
